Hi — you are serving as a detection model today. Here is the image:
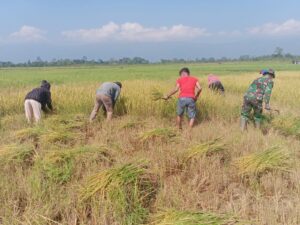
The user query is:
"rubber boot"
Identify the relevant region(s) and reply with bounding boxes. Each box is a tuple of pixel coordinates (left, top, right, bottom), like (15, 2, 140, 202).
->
(240, 118, 247, 131)
(255, 120, 261, 129)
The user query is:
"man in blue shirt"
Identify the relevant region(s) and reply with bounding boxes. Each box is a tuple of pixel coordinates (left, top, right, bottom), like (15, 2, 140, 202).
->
(89, 82, 122, 121)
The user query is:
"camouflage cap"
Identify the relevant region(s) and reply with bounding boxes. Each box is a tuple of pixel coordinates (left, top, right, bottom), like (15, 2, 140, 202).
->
(260, 69, 275, 78)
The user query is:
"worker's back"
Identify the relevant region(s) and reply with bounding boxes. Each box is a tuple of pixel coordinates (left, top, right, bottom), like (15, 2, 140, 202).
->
(177, 76, 198, 98)
(97, 82, 120, 99)
(244, 76, 273, 101)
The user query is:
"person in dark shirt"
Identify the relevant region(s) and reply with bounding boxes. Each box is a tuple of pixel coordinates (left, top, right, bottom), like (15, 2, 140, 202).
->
(24, 80, 53, 123)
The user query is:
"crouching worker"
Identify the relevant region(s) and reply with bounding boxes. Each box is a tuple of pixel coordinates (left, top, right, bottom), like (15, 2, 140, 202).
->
(163, 68, 202, 129)
(89, 82, 122, 122)
(240, 69, 275, 131)
(24, 80, 53, 123)
(208, 74, 225, 94)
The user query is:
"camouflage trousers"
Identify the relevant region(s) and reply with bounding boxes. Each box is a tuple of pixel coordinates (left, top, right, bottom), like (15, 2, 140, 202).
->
(241, 97, 263, 122)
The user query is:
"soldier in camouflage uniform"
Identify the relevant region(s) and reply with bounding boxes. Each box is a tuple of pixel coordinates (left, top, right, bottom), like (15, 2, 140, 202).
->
(240, 69, 275, 131)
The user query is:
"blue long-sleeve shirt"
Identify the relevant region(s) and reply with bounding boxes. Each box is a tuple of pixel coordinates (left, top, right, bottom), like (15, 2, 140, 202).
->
(96, 82, 121, 102)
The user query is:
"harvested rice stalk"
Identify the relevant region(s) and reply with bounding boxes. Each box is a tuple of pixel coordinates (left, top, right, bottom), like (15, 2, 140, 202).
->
(40, 146, 111, 184)
(0, 144, 35, 167)
(120, 121, 145, 129)
(271, 116, 300, 139)
(45, 114, 86, 131)
(151, 89, 164, 101)
(140, 128, 177, 142)
(235, 146, 291, 177)
(80, 162, 157, 225)
(182, 138, 226, 164)
(148, 209, 250, 225)
(40, 129, 76, 145)
(15, 126, 45, 141)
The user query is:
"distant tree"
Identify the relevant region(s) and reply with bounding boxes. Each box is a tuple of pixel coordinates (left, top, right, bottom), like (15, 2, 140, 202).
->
(82, 56, 88, 63)
(273, 47, 284, 57)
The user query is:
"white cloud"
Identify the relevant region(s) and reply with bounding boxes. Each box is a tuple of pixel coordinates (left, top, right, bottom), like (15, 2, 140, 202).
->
(217, 30, 242, 37)
(62, 22, 119, 42)
(62, 22, 209, 42)
(9, 25, 46, 42)
(247, 19, 300, 36)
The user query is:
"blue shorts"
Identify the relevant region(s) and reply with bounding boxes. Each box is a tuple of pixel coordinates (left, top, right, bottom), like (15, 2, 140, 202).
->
(176, 97, 197, 119)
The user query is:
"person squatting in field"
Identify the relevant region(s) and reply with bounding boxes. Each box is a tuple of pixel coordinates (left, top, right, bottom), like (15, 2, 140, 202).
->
(89, 81, 122, 121)
(240, 69, 275, 131)
(208, 74, 225, 95)
(163, 67, 202, 129)
(24, 80, 53, 123)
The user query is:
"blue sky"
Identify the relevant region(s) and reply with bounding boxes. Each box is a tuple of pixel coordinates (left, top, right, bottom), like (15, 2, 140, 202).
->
(1, 0, 300, 62)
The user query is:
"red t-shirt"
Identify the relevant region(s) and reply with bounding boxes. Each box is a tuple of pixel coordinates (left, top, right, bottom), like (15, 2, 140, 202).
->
(176, 76, 198, 98)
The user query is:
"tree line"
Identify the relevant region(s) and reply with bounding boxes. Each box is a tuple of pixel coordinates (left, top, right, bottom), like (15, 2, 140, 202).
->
(1, 47, 300, 67)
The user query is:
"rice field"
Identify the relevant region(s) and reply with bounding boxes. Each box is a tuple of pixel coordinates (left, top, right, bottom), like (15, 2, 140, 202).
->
(0, 62, 299, 225)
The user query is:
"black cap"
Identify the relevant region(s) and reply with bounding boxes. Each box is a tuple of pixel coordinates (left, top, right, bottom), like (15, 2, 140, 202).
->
(114, 81, 122, 88)
(41, 80, 51, 90)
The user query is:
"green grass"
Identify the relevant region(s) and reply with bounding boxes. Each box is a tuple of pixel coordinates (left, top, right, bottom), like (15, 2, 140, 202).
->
(1, 61, 299, 88)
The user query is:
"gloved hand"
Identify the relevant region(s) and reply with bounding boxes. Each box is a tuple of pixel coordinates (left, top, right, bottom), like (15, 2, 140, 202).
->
(265, 103, 271, 110)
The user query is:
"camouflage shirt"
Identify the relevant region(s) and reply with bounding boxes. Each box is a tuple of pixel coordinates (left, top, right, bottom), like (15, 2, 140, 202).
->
(244, 76, 274, 104)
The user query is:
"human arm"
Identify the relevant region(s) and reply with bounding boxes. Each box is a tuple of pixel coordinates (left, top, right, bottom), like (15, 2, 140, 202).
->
(112, 87, 121, 107)
(264, 80, 274, 110)
(195, 81, 202, 101)
(163, 83, 180, 100)
(46, 92, 53, 111)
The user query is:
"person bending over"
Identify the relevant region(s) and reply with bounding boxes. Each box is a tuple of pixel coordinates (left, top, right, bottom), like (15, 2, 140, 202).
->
(240, 69, 275, 131)
(208, 74, 225, 94)
(24, 80, 53, 123)
(90, 81, 122, 122)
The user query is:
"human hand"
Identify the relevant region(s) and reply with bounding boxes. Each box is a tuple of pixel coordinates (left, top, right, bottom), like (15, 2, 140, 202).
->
(162, 95, 170, 100)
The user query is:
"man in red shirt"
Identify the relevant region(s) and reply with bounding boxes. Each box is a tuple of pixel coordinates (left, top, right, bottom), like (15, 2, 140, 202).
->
(163, 68, 202, 129)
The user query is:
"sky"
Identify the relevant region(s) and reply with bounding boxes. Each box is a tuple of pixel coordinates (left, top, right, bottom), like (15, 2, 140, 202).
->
(1, 0, 300, 62)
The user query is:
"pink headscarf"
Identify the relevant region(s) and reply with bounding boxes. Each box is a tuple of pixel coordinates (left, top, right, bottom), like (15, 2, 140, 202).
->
(208, 74, 220, 85)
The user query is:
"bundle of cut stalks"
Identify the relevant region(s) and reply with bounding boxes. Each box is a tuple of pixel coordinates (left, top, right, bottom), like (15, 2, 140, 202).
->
(40, 146, 111, 184)
(16, 126, 44, 141)
(80, 162, 147, 201)
(80, 162, 156, 224)
(151, 89, 164, 101)
(235, 146, 291, 177)
(182, 138, 226, 164)
(272, 116, 300, 139)
(148, 209, 248, 225)
(140, 128, 177, 142)
(120, 120, 145, 129)
(0, 144, 35, 166)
